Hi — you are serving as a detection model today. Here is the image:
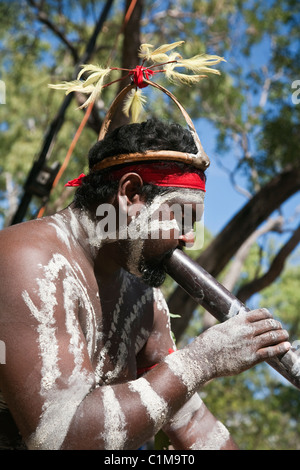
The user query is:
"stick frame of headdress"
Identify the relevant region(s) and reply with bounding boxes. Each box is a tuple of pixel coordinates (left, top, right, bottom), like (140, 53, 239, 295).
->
(94, 79, 210, 172)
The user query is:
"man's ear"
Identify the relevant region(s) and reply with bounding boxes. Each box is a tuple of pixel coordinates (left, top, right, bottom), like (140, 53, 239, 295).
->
(117, 173, 145, 214)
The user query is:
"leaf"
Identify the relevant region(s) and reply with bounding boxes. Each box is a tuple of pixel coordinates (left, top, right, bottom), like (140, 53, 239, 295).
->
(169, 312, 181, 318)
(77, 64, 111, 81)
(175, 54, 225, 74)
(123, 89, 147, 122)
(138, 41, 184, 62)
(48, 66, 111, 108)
(48, 80, 82, 91)
(165, 69, 207, 85)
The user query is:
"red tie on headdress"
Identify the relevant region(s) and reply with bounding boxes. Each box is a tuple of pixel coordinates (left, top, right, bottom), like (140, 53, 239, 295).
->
(129, 66, 155, 89)
(65, 173, 86, 187)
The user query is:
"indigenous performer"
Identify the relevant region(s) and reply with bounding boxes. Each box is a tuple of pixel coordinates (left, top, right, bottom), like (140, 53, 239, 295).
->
(0, 42, 291, 450)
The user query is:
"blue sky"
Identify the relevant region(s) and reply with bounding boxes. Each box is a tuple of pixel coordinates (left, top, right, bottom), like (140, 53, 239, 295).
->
(198, 117, 300, 241)
(2, 0, 299, 241)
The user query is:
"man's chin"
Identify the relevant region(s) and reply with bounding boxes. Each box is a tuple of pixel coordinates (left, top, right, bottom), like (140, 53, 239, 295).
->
(140, 265, 167, 288)
(138, 249, 176, 288)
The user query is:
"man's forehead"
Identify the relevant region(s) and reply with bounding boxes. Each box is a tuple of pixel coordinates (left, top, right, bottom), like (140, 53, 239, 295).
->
(150, 188, 205, 207)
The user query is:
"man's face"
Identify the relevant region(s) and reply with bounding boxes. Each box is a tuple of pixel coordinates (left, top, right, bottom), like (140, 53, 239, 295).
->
(125, 188, 205, 287)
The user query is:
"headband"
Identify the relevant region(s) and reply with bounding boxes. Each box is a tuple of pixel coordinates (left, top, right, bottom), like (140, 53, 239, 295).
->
(65, 162, 206, 191)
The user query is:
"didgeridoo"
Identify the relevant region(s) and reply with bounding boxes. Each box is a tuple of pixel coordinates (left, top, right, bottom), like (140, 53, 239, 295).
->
(164, 249, 300, 391)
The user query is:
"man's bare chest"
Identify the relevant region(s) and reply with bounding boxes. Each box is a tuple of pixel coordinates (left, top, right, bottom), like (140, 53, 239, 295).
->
(78, 270, 155, 385)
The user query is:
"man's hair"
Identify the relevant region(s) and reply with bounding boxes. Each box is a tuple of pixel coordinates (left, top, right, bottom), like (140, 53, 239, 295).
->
(74, 118, 198, 210)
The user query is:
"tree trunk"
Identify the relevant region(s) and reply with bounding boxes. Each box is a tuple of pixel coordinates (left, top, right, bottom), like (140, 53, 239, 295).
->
(108, 0, 144, 131)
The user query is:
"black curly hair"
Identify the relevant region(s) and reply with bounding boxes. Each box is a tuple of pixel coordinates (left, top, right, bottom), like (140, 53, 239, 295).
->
(74, 118, 198, 210)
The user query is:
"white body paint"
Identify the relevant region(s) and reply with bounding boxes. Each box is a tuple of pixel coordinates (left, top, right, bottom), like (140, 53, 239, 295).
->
(164, 350, 205, 397)
(129, 378, 168, 433)
(18, 191, 215, 450)
(167, 393, 204, 431)
(101, 386, 127, 449)
(189, 420, 230, 450)
(22, 253, 98, 449)
(228, 299, 248, 318)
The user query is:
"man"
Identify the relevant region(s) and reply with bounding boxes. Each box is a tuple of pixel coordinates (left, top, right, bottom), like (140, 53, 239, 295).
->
(0, 119, 290, 450)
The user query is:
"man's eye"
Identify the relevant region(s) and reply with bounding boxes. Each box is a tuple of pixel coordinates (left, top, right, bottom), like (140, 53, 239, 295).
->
(182, 219, 194, 233)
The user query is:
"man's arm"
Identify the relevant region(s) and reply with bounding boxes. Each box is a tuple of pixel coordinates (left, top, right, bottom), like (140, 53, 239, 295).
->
(138, 287, 238, 450)
(0, 249, 290, 449)
(162, 394, 239, 450)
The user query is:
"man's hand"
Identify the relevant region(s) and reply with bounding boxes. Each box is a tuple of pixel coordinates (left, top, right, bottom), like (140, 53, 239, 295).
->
(192, 308, 291, 378)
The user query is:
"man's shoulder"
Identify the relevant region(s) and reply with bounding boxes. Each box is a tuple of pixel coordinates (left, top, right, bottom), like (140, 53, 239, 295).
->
(0, 218, 67, 280)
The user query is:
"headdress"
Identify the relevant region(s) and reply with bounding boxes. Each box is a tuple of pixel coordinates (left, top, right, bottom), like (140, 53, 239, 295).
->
(49, 41, 224, 187)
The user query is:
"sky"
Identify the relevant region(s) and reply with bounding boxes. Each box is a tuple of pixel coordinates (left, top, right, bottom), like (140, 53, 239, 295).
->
(1, 0, 300, 243)
(200, 118, 300, 237)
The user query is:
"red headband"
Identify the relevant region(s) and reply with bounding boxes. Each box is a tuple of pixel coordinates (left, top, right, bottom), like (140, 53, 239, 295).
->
(65, 163, 206, 191)
(110, 163, 206, 191)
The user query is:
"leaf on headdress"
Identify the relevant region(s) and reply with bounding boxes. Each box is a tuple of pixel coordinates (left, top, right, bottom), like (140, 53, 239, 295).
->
(48, 80, 83, 92)
(175, 54, 225, 74)
(48, 65, 111, 108)
(164, 70, 207, 85)
(138, 43, 154, 60)
(164, 51, 225, 84)
(77, 77, 108, 109)
(77, 64, 111, 83)
(123, 89, 147, 123)
(139, 41, 184, 63)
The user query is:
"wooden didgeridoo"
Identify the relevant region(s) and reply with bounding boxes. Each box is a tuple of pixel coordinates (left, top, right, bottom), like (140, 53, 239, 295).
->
(164, 249, 300, 391)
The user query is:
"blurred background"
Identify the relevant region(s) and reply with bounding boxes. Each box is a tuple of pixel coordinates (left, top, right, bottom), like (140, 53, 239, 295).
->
(0, 0, 299, 449)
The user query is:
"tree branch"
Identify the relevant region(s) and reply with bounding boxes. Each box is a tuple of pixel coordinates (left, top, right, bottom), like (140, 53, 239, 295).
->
(108, 0, 144, 131)
(221, 216, 284, 292)
(197, 165, 300, 277)
(169, 165, 300, 340)
(11, 0, 115, 225)
(236, 224, 300, 303)
(26, 0, 79, 63)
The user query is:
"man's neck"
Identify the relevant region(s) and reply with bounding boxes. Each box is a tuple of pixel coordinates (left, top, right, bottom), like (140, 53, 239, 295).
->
(66, 204, 122, 281)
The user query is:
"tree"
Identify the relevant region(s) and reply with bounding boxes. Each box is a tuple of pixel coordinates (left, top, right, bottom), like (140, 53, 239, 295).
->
(0, 0, 300, 449)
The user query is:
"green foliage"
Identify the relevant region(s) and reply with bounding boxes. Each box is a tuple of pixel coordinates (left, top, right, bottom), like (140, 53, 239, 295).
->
(0, 0, 300, 450)
(260, 259, 300, 341)
(202, 366, 300, 450)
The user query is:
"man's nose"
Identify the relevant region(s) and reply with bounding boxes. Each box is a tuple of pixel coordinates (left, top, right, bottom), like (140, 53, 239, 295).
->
(178, 230, 195, 247)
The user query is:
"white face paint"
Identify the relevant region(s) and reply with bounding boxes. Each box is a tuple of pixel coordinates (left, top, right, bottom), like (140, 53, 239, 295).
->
(124, 189, 205, 277)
